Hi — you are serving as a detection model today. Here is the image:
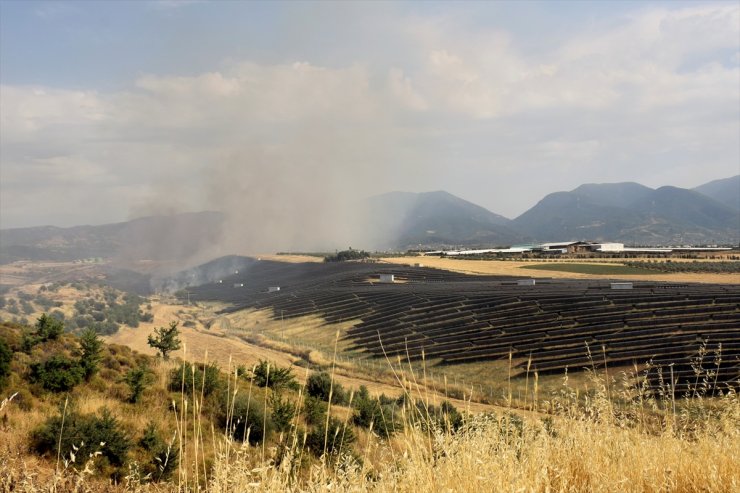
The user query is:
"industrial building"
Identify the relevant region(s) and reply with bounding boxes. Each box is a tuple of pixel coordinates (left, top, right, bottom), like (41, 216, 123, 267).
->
(433, 241, 732, 257)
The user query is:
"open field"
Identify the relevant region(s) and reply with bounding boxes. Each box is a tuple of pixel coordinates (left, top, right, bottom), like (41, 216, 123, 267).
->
(379, 256, 740, 284)
(520, 262, 660, 275)
(105, 301, 498, 413)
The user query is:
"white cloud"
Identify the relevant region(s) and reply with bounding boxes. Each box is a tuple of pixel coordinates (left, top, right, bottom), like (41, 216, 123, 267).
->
(1, 3, 737, 233)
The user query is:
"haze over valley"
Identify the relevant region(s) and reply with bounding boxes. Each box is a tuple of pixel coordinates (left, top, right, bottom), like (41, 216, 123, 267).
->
(1, 2, 739, 492)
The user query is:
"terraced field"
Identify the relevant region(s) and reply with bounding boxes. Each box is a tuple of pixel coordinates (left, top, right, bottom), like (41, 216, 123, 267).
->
(188, 257, 740, 394)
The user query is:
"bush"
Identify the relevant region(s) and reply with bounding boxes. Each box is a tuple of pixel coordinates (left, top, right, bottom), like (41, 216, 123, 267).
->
(125, 365, 152, 403)
(169, 362, 222, 397)
(35, 295, 55, 310)
(0, 338, 12, 390)
(78, 328, 103, 380)
(28, 355, 84, 392)
(306, 371, 347, 404)
(270, 393, 297, 432)
(31, 406, 130, 470)
(353, 388, 399, 438)
(92, 319, 119, 335)
(20, 300, 34, 315)
(34, 313, 64, 342)
(304, 396, 328, 426)
(250, 360, 298, 391)
(424, 400, 464, 433)
(221, 392, 272, 445)
(306, 417, 356, 457)
(139, 421, 178, 481)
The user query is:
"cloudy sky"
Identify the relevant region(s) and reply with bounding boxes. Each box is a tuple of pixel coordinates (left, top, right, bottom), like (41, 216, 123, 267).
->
(1, 1, 738, 239)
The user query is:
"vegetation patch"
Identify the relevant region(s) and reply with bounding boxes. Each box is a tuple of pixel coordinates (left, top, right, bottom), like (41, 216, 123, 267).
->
(624, 260, 740, 273)
(323, 248, 371, 263)
(520, 263, 659, 275)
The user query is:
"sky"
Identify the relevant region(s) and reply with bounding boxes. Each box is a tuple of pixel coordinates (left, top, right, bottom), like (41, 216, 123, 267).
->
(1, 1, 739, 245)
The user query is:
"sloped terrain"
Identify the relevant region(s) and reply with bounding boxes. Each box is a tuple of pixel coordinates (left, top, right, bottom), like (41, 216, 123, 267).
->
(694, 175, 740, 211)
(513, 182, 740, 245)
(0, 211, 225, 264)
(188, 258, 740, 394)
(362, 190, 525, 249)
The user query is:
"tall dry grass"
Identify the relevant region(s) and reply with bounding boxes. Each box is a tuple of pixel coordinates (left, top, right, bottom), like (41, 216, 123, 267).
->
(203, 358, 739, 493)
(1, 340, 738, 493)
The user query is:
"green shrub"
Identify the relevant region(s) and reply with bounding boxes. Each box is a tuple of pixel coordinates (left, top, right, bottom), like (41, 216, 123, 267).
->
(352, 389, 399, 438)
(148, 321, 181, 360)
(323, 249, 370, 263)
(139, 421, 178, 481)
(270, 393, 297, 432)
(306, 417, 356, 457)
(77, 328, 103, 380)
(250, 360, 298, 391)
(306, 371, 347, 404)
(31, 406, 130, 470)
(17, 292, 33, 302)
(35, 295, 55, 310)
(28, 355, 84, 392)
(424, 400, 464, 433)
(304, 396, 328, 426)
(21, 300, 34, 315)
(34, 313, 64, 342)
(125, 365, 152, 403)
(221, 392, 272, 445)
(169, 362, 222, 397)
(0, 338, 12, 390)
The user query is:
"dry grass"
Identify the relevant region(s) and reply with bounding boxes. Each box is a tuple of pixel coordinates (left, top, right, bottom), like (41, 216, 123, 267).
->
(2, 340, 738, 493)
(379, 256, 740, 284)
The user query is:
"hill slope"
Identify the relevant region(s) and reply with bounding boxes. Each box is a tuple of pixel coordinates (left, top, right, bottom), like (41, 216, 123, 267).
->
(0, 211, 225, 265)
(513, 182, 740, 245)
(693, 175, 740, 211)
(362, 191, 526, 249)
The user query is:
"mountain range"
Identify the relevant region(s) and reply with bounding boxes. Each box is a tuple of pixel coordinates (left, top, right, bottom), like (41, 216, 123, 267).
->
(1, 176, 737, 264)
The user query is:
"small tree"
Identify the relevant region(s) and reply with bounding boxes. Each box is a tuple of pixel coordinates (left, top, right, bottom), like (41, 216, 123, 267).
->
(125, 366, 151, 403)
(147, 321, 181, 360)
(34, 313, 64, 342)
(0, 339, 12, 390)
(270, 393, 297, 432)
(78, 328, 102, 380)
(306, 371, 347, 404)
(250, 360, 298, 391)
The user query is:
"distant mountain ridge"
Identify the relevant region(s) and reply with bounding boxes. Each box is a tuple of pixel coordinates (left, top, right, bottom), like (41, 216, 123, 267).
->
(362, 190, 526, 249)
(693, 175, 740, 211)
(512, 180, 739, 245)
(1, 176, 737, 263)
(0, 211, 225, 265)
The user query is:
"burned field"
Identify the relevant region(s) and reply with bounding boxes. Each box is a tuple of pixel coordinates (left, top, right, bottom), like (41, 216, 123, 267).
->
(188, 257, 740, 393)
